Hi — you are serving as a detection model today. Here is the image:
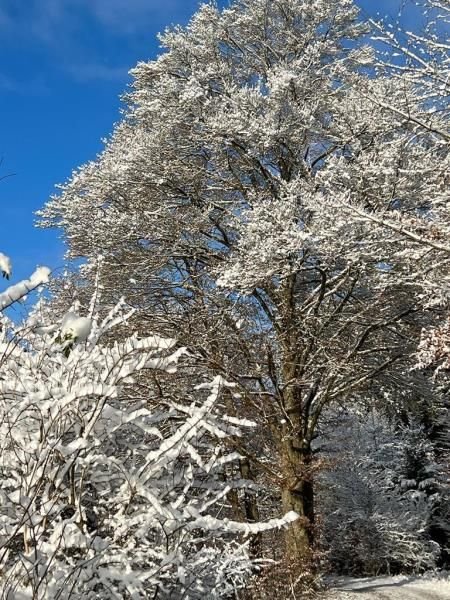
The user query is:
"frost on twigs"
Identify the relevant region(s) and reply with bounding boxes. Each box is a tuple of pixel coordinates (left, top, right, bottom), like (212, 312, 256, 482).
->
(0, 299, 296, 599)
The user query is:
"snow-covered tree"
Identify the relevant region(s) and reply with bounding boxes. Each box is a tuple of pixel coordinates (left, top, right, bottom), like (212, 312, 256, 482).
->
(413, 317, 450, 569)
(319, 409, 444, 575)
(37, 0, 449, 569)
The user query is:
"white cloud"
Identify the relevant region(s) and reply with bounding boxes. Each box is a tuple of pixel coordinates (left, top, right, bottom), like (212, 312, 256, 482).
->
(0, 8, 13, 28)
(0, 0, 195, 85)
(0, 74, 17, 92)
(84, 0, 190, 33)
(0, 0, 193, 37)
(0, 73, 49, 95)
(66, 63, 130, 83)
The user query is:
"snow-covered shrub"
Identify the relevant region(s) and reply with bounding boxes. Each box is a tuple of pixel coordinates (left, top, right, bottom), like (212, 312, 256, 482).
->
(0, 299, 296, 599)
(319, 411, 441, 575)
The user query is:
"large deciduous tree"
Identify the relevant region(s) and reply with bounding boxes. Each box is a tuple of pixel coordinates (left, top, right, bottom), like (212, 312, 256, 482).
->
(38, 0, 449, 569)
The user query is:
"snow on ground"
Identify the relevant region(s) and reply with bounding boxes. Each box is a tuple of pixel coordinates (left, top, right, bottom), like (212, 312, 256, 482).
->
(323, 574, 450, 600)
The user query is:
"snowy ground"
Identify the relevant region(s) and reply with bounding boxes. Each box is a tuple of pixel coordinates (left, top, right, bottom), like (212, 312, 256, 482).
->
(323, 575, 450, 599)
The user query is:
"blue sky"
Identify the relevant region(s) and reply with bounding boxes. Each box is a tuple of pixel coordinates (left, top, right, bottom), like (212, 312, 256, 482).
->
(0, 0, 418, 289)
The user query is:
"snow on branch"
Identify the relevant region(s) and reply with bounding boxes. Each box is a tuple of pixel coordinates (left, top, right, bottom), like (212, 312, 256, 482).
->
(0, 264, 51, 311)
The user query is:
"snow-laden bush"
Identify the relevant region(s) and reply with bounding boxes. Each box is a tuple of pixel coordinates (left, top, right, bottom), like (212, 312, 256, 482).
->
(0, 297, 296, 599)
(319, 411, 441, 575)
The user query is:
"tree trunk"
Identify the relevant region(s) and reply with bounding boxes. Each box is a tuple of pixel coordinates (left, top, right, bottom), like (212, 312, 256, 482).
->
(279, 350, 315, 562)
(240, 458, 262, 558)
(280, 433, 315, 562)
(277, 277, 315, 564)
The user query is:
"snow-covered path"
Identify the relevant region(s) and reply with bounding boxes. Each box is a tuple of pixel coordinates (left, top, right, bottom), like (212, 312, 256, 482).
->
(324, 575, 450, 599)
